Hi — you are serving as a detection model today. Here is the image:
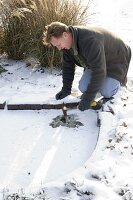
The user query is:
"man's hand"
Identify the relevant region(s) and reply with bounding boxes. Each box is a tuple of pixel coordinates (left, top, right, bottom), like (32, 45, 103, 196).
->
(78, 98, 90, 111)
(78, 92, 93, 111)
(56, 90, 71, 100)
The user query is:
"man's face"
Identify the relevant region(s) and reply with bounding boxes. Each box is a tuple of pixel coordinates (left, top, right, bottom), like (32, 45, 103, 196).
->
(50, 32, 73, 50)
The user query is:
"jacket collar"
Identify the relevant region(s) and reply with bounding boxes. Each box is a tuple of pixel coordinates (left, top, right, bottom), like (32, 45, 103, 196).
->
(68, 26, 78, 56)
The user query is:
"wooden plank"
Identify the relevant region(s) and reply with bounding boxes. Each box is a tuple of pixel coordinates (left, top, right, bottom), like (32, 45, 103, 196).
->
(7, 104, 19, 110)
(7, 102, 79, 110)
(0, 102, 6, 109)
(0, 97, 7, 109)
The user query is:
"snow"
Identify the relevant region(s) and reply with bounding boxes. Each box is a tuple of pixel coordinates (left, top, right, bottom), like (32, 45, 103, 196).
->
(0, 108, 99, 189)
(0, 0, 133, 199)
(0, 60, 100, 194)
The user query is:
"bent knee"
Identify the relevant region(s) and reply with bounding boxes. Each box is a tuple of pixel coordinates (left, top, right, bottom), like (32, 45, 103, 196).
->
(100, 78, 120, 98)
(100, 87, 119, 98)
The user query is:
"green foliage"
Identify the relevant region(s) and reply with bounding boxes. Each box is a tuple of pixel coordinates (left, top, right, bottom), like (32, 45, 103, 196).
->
(0, 0, 92, 69)
(0, 64, 7, 74)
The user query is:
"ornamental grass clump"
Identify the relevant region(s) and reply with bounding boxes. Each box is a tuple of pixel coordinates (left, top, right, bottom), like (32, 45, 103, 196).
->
(0, 0, 92, 69)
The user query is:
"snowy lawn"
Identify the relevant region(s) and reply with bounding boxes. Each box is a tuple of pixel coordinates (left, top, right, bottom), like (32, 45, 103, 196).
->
(0, 59, 101, 194)
(0, 106, 99, 189)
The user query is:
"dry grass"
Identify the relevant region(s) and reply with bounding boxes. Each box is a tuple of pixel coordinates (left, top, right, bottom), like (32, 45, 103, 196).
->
(0, 0, 92, 69)
(0, 27, 5, 54)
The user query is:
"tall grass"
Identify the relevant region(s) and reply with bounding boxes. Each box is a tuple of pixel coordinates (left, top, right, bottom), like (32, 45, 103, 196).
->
(0, 27, 5, 54)
(0, 0, 92, 69)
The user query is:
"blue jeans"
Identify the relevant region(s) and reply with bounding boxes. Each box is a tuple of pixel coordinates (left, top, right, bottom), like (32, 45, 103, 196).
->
(79, 69, 120, 98)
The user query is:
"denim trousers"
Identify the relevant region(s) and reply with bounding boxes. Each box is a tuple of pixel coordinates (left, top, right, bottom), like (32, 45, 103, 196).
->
(79, 69, 120, 98)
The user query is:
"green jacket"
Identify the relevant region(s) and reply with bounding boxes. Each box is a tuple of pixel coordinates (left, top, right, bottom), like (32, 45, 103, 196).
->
(62, 26, 131, 102)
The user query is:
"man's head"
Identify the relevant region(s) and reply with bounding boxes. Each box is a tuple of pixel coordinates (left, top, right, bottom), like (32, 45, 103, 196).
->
(43, 21, 73, 50)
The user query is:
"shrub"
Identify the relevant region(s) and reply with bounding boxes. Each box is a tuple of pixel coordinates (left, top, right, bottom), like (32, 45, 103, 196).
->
(0, 0, 92, 69)
(0, 26, 5, 54)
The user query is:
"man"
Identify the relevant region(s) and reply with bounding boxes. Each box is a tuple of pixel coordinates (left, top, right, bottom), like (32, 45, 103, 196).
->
(43, 21, 131, 111)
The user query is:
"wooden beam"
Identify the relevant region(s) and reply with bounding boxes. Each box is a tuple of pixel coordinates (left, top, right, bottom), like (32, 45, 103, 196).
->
(7, 102, 79, 110)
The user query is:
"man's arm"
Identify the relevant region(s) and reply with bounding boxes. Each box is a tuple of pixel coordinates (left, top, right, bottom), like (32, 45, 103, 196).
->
(62, 50, 76, 92)
(79, 38, 106, 110)
(56, 50, 75, 100)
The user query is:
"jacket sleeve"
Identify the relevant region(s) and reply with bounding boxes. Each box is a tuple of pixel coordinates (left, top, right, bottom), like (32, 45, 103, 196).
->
(61, 50, 76, 93)
(81, 38, 106, 102)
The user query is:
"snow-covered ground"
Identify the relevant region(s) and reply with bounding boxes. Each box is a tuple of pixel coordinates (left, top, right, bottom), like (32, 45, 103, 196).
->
(0, 0, 133, 199)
